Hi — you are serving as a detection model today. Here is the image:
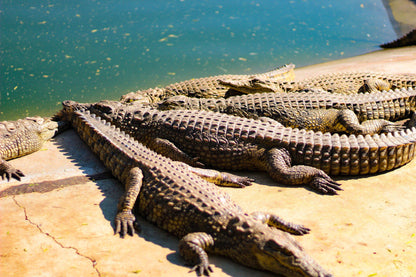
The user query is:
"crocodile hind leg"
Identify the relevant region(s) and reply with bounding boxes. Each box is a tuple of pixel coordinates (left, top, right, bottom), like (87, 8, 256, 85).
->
(334, 109, 403, 134)
(251, 211, 310, 235)
(0, 159, 25, 182)
(296, 109, 403, 135)
(179, 232, 214, 276)
(262, 148, 342, 195)
(115, 167, 143, 237)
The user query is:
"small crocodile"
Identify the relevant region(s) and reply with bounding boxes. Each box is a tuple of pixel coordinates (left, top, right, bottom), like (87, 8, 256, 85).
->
(159, 87, 416, 135)
(219, 72, 416, 95)
(0, 117, 64, 182)
(380, 28, 416, 48)
(85, 101, 416, 195)
(120, 64, 295, 104)
(60, 103, 332, 277)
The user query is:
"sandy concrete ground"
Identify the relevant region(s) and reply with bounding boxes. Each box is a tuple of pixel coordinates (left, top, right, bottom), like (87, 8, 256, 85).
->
(1, 46, 416, 277)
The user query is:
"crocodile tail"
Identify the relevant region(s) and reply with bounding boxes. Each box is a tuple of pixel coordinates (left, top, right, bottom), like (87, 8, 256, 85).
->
(259, 125, 416, 176)
(380, 28, 416, 48)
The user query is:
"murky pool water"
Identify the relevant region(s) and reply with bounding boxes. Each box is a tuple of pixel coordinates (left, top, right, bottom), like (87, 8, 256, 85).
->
(0, 0, 397, 120)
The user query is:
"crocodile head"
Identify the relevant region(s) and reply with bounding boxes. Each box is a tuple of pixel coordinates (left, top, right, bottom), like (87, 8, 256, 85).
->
(224, 216, 332, 277)
(87, 100, 155, 128)
(218, 77, 278, 93)
(0, 117, 65, 161)
(59, 100, 93, 121)
(158, 95, 190, 110)
(32, 117, 68, 141)
(16, 117, 65, 141)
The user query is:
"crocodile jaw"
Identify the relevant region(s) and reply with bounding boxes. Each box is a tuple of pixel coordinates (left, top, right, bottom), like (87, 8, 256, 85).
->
(238, 225, 332, 277)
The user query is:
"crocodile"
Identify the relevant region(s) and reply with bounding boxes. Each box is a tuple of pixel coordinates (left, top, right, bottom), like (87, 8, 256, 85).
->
(120, 63, 295, 104)
(380, 28, 416, 48)
(0, 117, 64, 182)
(159, 87, 416, 135)
(60, 103, 332, 277)
(85, 100, 416, 195)
(219, 72, 416, 95)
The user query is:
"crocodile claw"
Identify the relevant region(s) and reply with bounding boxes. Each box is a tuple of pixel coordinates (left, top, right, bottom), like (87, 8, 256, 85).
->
(223, 174, 254, 188)
(114, 210, 136, 238)
(189, 263, 213, 276)
(290, 224, 311, 235)
(235, 176, 255, 188)
(187, 156, 205, 168)
(381, 123, 406, 133)
(310, 175, 342, 195)
(0, 164, 25, 182)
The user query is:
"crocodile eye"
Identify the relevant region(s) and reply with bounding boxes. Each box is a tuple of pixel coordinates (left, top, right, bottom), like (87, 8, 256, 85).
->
(264, 240, 293, 257)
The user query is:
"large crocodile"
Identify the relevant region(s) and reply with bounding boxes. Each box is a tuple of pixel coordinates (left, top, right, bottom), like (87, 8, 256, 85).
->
(219, 72, 416, 95)
(0, 117, 64, 182)
(60, 103, 332, 277)
(380, 28, 416, 48)
(120, 64, 295, 104)
(159, 87, 416, 135)
(85, 101, 416, 195)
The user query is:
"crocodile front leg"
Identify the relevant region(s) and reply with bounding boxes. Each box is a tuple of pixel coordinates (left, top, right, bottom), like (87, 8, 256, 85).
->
(179, 232, 214, 276)
(262, 148, 342, 195)
(251, 211, 310, 235)
(185, 166, 254, 188)
(149, 138, 204, 167)
(115, 167, 143, 237)
(0, 158, 25, 182)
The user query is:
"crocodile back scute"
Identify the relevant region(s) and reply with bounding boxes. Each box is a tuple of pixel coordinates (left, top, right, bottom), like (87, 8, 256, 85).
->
(70, 110, 244, 238)
(108, 105, 416, 176)
(172, 87, 416, 123)
(223, 87, 416, 121)
(297, 72, 416, 94)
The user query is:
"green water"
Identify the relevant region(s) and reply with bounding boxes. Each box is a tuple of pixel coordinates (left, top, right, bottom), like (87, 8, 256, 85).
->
(0, 0, 396, 120)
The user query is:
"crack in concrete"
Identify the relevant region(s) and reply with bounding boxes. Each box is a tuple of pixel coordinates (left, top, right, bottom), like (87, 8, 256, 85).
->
(12, 196, 101, 277)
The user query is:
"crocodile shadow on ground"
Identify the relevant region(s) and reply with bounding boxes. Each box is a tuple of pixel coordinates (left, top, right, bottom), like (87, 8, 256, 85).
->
(5, 128, 275, 276)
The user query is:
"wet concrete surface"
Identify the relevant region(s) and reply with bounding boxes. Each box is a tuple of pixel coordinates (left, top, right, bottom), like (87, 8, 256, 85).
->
(1, 47, 416, 277)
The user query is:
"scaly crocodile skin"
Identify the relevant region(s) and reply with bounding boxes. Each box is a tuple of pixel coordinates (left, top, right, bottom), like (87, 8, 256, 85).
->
(159, 87, 416, 135)
(0, 117, 62, 181)
(120, 64, 295, 103)
(61, 103, 332, 277)
(219, 72, 416, 95)
(88, 100, 416, 194)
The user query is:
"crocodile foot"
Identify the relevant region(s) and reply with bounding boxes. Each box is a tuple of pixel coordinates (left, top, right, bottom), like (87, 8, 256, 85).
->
(185, 166, 254, 188)
(211, 173, 254, 188)
(251, 212, 310, 235)
(380, 123, 406, 133)
(189, 263, 213, 276)
(265, 148, 342, 195)
(310, 174, 342, 195)
(180, 232, 214, 276)
(0, 161, 25, 182)
(114, 210, 136, 238)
